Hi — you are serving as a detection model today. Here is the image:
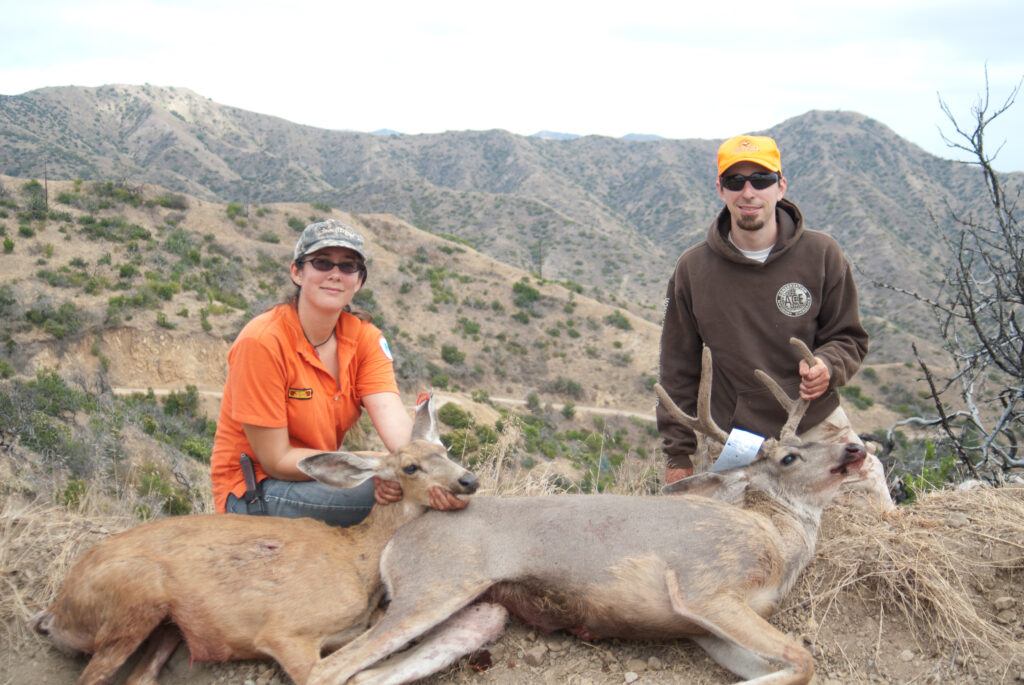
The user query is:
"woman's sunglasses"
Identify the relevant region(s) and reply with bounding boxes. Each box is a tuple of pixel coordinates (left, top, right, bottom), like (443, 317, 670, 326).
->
(720, 172, 780, 192)
(302, 257, 363, 274)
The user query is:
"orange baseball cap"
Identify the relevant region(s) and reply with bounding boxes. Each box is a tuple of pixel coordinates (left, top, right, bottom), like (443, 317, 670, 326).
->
(717, 135, 782, 176)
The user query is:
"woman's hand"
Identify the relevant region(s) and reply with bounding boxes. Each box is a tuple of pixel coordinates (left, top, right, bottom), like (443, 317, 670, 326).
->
(373, 476, 403, 505)
(428, 486, 469, 511)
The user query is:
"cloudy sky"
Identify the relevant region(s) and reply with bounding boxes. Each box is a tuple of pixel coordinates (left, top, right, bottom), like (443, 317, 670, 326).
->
(3, 0, 1023, 171)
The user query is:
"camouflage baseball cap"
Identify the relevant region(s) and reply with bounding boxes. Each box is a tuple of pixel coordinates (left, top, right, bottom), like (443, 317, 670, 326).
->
(293, 219, 367, 262)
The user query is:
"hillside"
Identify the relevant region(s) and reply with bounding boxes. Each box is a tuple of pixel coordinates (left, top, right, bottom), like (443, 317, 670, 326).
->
(4, 84, 1023, 361)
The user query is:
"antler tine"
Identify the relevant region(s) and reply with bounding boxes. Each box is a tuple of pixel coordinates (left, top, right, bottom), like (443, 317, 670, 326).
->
(654, 383, 701, 435)
(789, 337, 815, 366)
(654, 347, 729, 446)
(696, 346, 729, 444)
(753, 338, 817, 441)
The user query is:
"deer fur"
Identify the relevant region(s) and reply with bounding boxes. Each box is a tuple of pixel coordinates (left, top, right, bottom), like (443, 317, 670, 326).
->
(308, 340, 868, 685)
(30, 395, 477, 685)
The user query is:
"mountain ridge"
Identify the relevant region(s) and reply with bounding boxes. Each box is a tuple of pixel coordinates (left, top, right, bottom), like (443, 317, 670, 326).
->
(4, 84, 1020, 361)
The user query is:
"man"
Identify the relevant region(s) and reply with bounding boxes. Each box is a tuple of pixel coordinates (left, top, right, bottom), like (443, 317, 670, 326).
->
(657, 134, 892, 509)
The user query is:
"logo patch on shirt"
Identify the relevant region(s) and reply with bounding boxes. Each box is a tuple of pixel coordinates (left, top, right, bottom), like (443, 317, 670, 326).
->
(776, 283, 812, 317)
(379, 336, 393, 361)
(288, 387, 314, 400)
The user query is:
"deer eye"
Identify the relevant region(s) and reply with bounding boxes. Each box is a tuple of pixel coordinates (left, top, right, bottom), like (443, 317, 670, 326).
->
(781, 454, 799, 466)
(402, 464, 419, 475)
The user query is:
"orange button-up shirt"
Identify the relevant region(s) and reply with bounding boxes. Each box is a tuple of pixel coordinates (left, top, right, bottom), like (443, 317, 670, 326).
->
(210, 304, 398, 512)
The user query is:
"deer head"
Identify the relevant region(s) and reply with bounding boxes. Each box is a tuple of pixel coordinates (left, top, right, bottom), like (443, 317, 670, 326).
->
(297, 393, 479, 506)
(657, 339, 867, 511)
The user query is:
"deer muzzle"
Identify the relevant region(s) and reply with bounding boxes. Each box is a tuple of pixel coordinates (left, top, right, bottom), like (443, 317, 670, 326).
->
(830, 443, 867, 476)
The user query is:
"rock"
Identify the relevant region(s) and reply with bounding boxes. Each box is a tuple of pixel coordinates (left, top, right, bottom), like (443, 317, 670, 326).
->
(624, 672, 640, 684)
(994, 596, 1017, 611)
(945, 512, 970, 528)
(957, 479, 990, 491)
(490, 643, 506, 661)
(526, 630, 537, 642)
(625, 658, 647, 672)
(995, 609, 1017, 625)
(523, 644, 548, 667)
(546, 638, 567, 652)
(899, 649, 915, 662)
(646, 656, 663, 671)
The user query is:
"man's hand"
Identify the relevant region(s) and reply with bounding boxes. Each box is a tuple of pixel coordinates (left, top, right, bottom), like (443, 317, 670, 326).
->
(428, 485, 469, 511)
(799, 356, 830, 400)
(373, 476, 403, 505)
(665, 466, 694, 485)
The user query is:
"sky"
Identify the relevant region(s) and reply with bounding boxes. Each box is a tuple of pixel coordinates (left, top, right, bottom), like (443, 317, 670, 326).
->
(3, 0, 1024, 172)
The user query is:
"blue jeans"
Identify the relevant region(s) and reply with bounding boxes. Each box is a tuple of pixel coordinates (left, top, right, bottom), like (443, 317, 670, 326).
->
(226, 477, 375, 527)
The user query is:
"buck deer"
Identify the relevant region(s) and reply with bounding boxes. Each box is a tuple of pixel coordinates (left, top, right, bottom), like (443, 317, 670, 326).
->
(30, 394, 478, 685)
(307, 339, 868, 685)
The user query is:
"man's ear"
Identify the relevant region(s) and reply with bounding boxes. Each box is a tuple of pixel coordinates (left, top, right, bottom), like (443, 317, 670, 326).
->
(663, 470, 748, 504)
(777, 174, 788, 200)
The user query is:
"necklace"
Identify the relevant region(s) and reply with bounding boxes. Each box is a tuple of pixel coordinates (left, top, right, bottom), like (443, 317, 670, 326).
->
(303, 328, 335, 349)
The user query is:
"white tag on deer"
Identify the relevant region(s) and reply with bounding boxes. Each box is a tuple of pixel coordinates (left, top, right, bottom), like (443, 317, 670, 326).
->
(712, 429, 765, 472)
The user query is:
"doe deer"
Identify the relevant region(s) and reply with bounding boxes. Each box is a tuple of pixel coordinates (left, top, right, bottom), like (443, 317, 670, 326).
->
(307, 339, 868, 685)
(30, 394, 478, 685)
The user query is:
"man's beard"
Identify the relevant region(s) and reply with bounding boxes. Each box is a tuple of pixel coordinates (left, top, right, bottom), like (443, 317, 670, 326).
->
(735, 214, 765, 231)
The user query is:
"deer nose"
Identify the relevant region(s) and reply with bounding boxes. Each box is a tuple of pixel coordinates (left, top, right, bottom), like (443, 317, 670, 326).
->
(844, 443, 866, 460)
(458, 473, 479, 494)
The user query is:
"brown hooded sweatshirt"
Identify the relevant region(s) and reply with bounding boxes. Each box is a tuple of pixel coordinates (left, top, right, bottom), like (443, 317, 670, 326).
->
(657, 198, 868, 469)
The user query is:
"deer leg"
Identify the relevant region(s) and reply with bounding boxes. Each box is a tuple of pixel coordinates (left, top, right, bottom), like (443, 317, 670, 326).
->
(77, 635, 153, 685)
(255, 635, 321, 685)
(665, 570, 813, 685)
(350, 602, 508, 685)
(308, 582, 490, 685)
(124, 623, 182, 685)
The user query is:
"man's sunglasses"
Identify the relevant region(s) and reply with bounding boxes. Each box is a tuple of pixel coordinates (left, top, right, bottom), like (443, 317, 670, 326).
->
(720, 172, 780, 192)
(302, 257, 363, 274)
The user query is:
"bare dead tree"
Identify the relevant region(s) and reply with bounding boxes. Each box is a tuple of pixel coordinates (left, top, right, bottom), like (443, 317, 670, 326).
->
(894, 71, 1024, 482)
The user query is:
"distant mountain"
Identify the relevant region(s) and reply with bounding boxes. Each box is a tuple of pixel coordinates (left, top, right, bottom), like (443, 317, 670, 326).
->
(3, 84, 1021, 360)
(531, 130, 581, 140)
(621, 133, 664, 142)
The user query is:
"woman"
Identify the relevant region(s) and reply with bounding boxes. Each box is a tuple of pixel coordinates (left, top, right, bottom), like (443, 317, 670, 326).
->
(210, 219, 463, 524)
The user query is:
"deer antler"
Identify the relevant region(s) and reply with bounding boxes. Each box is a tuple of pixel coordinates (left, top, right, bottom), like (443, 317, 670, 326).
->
(655, 346, 729, 472)
(754, 337, 816, 441)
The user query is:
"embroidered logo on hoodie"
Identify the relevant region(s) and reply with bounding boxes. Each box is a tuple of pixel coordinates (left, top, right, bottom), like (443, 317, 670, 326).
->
(776, 283, 811, 317)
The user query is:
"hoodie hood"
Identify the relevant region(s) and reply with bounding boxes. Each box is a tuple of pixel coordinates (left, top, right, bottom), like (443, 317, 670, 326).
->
(706, 198, 804, 265)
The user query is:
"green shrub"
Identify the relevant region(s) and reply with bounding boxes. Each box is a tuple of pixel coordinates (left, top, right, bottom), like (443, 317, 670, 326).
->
(0, 359, 14, 379)
(439, 402, 473, 429)
(511, 311, 530, 325)
(225, 202, 244, 219)
(153, 193, 188, 210)
(839, 384, 874, 410)
(137, 463, 192, 516)
(287, 216, 305, 232)
(25, 302, 82, 339)
(603, 310, 632, 331)
(441, 344, 465, 365)
(257, 231, 280, 244)
(545, 377, 583, 399)
(311, 201, 332, 212)
(3, 237, 12, 253)
(512, 279, 540, 309)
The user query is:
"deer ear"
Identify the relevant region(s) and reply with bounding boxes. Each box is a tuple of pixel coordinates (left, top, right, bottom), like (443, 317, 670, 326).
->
(663, 471, 748, 504)
(298, 451, 382, 488)
(411, 392, 442, 445)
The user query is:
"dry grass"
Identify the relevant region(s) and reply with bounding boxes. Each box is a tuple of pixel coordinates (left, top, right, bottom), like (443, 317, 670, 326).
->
(788, 486, 1024, 667)
(0, 498, 132, 652)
